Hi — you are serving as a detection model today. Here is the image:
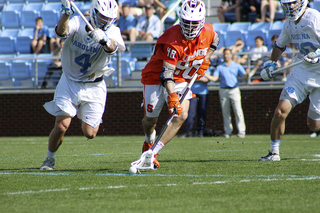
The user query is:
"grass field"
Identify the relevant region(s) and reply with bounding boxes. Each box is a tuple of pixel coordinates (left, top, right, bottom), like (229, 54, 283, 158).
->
(1, 135, 320, 213)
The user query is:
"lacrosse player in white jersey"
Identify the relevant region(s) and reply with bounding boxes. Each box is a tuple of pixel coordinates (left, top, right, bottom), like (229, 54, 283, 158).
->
(40, 0, 125, 170)
(258, 0, 320, 161)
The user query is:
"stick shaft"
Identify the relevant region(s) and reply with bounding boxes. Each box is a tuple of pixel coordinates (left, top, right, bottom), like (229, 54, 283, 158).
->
(70, 1, 94, 31)
(150, 73, 198, 151)
(271, 53, 320, 74)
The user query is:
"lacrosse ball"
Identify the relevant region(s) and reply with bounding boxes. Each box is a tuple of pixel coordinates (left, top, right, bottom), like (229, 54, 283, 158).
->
(129, 166, 137, 174)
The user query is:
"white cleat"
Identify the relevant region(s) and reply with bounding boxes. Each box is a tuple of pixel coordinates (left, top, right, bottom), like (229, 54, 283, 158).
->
(131, 150, 155, 170)
(258, 151, 280, 161)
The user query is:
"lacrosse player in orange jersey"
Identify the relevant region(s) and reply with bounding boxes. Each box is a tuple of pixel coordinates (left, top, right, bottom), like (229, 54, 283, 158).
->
(131, 0, 219, 170)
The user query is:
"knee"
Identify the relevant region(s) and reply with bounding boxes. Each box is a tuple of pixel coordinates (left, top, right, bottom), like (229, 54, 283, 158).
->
(273, 107, 287, 120)
(55, 122, 69, 134)
(142, 116, 157, 128)
(84, 132, 96, 139)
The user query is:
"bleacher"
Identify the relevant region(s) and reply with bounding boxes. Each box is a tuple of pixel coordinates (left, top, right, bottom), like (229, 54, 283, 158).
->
(0, 0, 306, 89)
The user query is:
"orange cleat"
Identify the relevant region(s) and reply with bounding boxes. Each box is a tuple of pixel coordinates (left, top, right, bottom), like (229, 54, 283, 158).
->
(142, 141, 160, 168)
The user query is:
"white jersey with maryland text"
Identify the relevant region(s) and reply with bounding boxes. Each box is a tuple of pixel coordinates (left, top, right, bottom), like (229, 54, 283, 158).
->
(276, 8, 320, 73)
(59, 16, 125, 82)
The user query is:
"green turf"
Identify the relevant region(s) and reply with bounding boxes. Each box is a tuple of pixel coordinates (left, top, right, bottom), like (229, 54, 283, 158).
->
(1, 135, 320, 213)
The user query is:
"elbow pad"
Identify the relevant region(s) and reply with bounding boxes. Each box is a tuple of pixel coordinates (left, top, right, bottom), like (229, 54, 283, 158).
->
(210, 32, 219, 51)
(159, 66, 174, 87)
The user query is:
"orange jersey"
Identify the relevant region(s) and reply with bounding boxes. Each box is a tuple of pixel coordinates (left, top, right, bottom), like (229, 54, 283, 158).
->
(141, 23, 216, 85)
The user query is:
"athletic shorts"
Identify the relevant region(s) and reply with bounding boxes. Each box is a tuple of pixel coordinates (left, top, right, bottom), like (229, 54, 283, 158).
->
(280, 67, 320, 120)
(143, 82, 193, 118)
(43, 73, 107, 128)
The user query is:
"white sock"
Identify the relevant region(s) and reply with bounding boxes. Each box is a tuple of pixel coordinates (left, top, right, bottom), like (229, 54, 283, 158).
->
(145, 129, 156, 143)
(47, 150, 56, 159)
(153, 141, 164, 154)
(270, 139, 281, 154)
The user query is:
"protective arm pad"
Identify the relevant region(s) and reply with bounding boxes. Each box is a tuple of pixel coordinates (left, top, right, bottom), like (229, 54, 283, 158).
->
(210, 32, 219, 51)
(160, 66, 174, 87)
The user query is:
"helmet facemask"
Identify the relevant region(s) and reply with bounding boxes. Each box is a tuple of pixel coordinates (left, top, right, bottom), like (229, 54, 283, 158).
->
(281, 0, 308, 21)
(90, 0, 118, 31)
(179, 0, 206, 40)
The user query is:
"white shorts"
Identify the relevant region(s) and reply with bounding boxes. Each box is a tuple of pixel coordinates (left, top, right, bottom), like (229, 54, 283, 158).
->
(43, 73, 107, 128)
(280, 69, 320, 120)
(143, 82, 193, 118)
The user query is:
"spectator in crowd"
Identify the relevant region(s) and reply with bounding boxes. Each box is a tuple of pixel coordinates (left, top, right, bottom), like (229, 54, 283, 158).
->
(228, 38, 248, 64)
(179, 76, 211, 138)
(117, 4, 137, 42)
(118, 0, 154, 17)
(40, 0, 125, 170)
(218, 0, 241, 23)
(154, 0, 179, 20)
(205, 48, 249, 138)
(49, 30, 61, 54)
(41, 39, 65, 89)
(130, 0, 218, 170)
(258, 0, 320, 161)
(31, 17, 50, 54)
(242, 0, 262, 21)
(130, 5, 161, 42)
(246, 36, 268, 78)
(259, 0, 281, 23)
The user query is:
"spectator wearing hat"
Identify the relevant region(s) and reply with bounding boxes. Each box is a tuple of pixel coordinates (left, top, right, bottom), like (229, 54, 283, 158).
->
(130, 4, 161, 42)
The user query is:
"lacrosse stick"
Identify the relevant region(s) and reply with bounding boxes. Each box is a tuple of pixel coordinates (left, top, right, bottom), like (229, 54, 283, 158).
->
(70, 1, 94, 31)
(271, 53, 320, 75)
(130, 73, 198, 171)
(150, 48, 214, 151)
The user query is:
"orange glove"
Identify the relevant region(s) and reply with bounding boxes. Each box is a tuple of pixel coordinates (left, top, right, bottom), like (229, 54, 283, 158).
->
(167, 93, 182, 117)
(197, 59, 210, 80)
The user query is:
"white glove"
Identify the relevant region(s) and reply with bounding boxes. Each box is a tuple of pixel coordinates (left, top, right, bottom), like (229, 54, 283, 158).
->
(88, 28, 109, 46)
(61, 0, 74, 15)
(260, 60, 278, 81)
(303, 51, 319, 65)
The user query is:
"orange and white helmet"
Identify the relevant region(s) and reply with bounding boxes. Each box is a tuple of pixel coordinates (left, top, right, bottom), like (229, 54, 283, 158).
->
(179, 0, 206, 40)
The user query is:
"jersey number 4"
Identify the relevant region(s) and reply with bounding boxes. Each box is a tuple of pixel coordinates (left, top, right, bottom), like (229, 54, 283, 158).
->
(75, 54, 92, 74)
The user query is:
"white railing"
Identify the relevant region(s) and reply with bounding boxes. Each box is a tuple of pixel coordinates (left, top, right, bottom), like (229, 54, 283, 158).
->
(0, 49, 300, 90)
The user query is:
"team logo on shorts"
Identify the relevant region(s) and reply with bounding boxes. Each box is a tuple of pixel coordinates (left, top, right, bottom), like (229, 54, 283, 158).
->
(286, 87, 295, 94)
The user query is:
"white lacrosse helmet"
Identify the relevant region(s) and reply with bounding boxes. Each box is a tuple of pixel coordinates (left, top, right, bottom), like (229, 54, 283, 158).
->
(90, 0, 118, 31)
(280, 0, 308, 21)
(179, 0, 206, 40)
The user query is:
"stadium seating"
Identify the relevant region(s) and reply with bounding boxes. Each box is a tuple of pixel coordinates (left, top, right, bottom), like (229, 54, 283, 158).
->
(0, 29, 20, 54)
(225, 22, 251, 48)
(11, 61, 33, 87)
(1, 3, 25, 29)
(268, 21, 284, 49)
(80, 2, 91, 15)
(246, 22, 271, 49)
(20, 3, 43, 28)
(212, 23, 230, 48)
(40, 2, 61, 28)
(16, 28, 33, 54)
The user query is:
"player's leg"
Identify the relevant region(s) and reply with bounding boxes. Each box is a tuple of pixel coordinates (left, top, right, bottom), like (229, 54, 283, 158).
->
(180, 96, 197, 138)
(158, 98, 190, 144)
(219, 88, 232, 137)
(141, 85, 165, 167)
(307, 88, 320, 132)
(40, 115, 72, 170)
